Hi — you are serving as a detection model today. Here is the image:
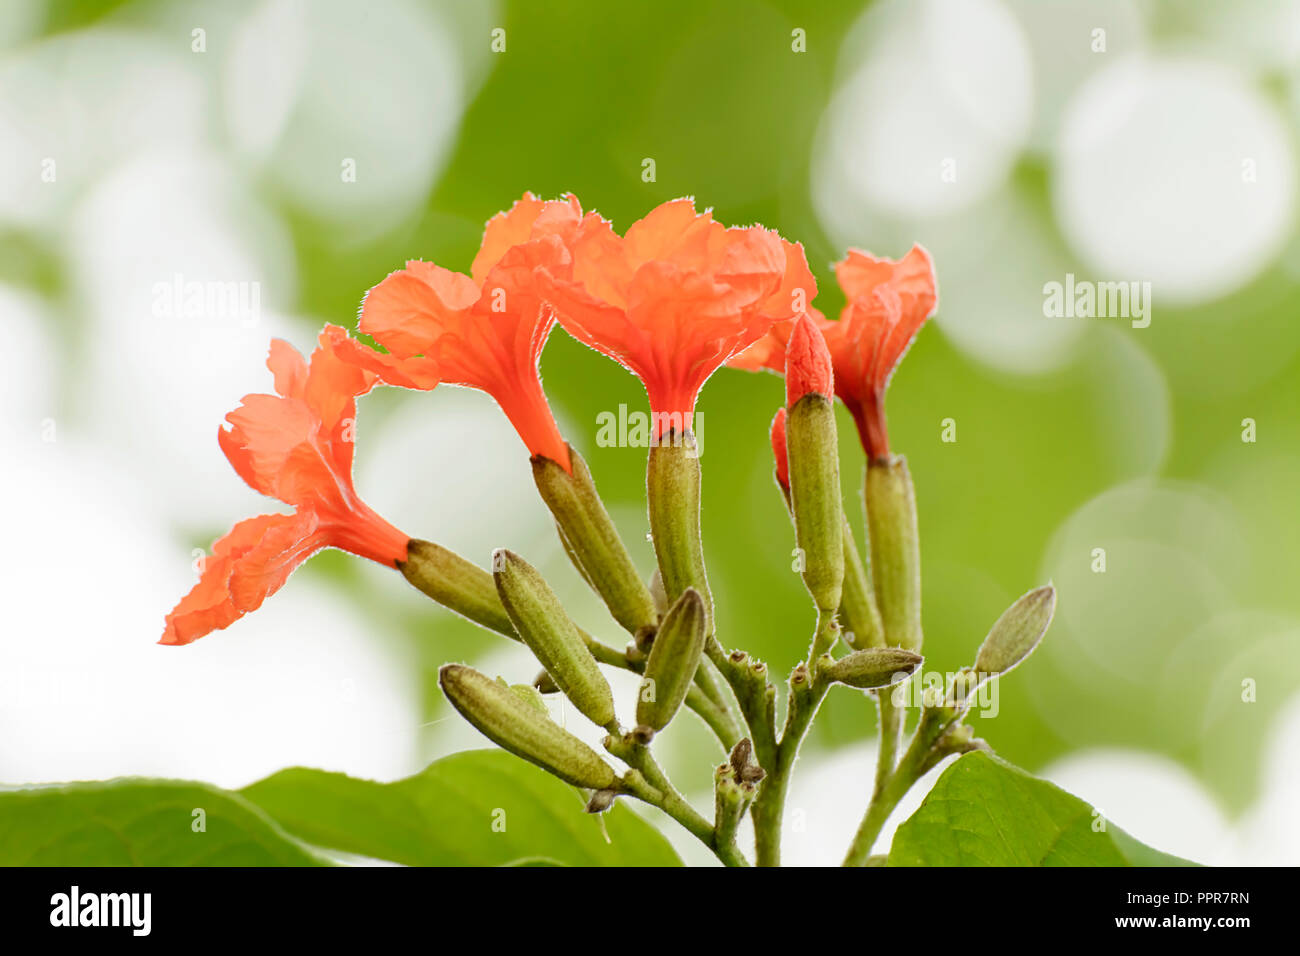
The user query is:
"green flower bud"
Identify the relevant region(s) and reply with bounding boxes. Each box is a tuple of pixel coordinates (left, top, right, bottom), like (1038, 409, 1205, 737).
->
(554, 519, 597, 592)
(840, 517, 884, 649)
(788, 393, 845, 614)
(399, 539, 516, 638)
(974, 585, 1056, 678)
(493, 549, 616, 728)
(865, 456, 922, 651)
(532, 445, 658, 636)
(439, 665, 617, 790)
(509, 683, 550, 717)
(646, 432, 712, 630)
(635, 587, 707, 734)
(822, 647, 923, 690)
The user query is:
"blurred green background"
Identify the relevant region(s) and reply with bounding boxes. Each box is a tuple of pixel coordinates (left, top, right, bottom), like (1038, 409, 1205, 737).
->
(4, 0, 1299, 855)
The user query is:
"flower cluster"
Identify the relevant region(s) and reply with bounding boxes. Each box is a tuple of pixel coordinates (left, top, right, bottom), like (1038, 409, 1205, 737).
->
(158, 192, 1072, 875)
(162, 193, 936, 649)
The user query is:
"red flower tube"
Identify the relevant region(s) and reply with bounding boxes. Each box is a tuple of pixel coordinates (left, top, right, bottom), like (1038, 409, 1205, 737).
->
(770, 407, 789, 492)
(784, 312, 834, 407)
(161, 326, 408, 645)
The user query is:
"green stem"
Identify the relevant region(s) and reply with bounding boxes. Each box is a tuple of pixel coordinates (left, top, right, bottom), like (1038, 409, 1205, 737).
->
(749, 612, 837, 867)
(610, 737, 749, 867)
(585, 631, 738, 751)
(684, 684, 742, 750)
(693, 655, 744, 745)
(843, 707, 950, 866)
(873, 691, 903, 797)
(708, 639, 777, 770)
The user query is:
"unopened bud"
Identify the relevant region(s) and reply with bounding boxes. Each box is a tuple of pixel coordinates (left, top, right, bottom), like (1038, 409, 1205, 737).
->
(822, 647, 923, 690)
(399, 539, 516, 638)
(555, 519, 597, 591)
(770, 408, 790, 494)
(532, 445, 658, 636)
(865, 456, 922, 651)
(635, 587, 707, 733)
(974, 585, 1056, 679)
(647, 434, 713, 630)
(786, 320, 844, 614)
(439, 664, 617, 790)
(509, 682, 549, 716)
(493, 549, 615, 728)
(840, 517, 885, 649)
(785, 313, 834, 405)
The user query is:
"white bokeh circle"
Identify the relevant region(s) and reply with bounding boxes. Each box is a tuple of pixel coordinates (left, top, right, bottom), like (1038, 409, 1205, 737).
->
(818, 0, 1034, 220)
(220, 0, 466, 234)
(1054, 55, 1296, 304)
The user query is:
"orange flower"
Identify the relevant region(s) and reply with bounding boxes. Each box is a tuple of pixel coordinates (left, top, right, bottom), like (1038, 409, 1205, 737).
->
(161, 326, 408, 645)
(341, 193, 583, 471)
(730, 244, 937, 460)
(824, 245, 936, 460)
(728, 277, 823, 375)
(540, 199, 809, 435)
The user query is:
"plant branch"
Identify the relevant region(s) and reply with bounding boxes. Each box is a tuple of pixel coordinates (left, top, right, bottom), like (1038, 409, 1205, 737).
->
(748, 612, 839, 866)
(842, 705, 968, 866)
(608, 734, 749, 867)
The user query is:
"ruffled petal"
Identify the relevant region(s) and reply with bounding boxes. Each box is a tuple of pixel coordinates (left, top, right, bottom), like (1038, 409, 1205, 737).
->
(165, 326, 409, 645)
(267, 338, 308, 398)
(826, 244, 938, 458)
(471, 193, 582, 284)
(359, 263, 479, 358)
(226, 510, 326, 612)
(305, 325, 377, 435)
(222, 394, 316, 495)
(544, 200, 791, 429)
(160, 513, 306, 645)
(623, 198, 716, 269)
(330, 333, 441, 390)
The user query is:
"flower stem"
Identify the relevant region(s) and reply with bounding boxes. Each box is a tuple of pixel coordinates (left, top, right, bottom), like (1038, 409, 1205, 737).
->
(843, 707, 950, 866)
(609, 736, 749, 867)
(585, 631, 740, 751)
(873, 691, 903, 797)
(749, 612, 838, 866)
(684, 684, 742, 750)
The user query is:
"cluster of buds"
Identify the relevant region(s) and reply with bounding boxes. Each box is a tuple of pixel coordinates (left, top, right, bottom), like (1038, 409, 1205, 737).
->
(161, 194, 1056, 867)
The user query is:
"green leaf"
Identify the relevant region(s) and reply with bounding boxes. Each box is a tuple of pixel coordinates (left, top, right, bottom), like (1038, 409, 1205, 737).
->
(0, 779, 329, 866)
(887, 752, 1197, 866)
(241, 749, 683, 867)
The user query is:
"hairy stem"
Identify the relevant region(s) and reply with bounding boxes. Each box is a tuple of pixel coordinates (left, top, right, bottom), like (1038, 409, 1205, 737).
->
(749, 612, 838, 867)
(610, 737, 749, 867)
(873, 691, 903, 797)
(843, 707, 951, 866)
